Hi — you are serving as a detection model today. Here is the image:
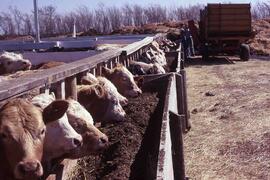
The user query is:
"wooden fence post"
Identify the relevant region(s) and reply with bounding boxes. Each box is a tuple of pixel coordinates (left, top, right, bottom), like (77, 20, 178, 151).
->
(65, 76, 77, 100)
(169, 111, 186, 180)
(179, 70, 191, 131)
(55, 80, 65, 100)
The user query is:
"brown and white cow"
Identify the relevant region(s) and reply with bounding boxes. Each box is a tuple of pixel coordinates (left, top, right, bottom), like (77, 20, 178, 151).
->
(101, 64, 142, 98)
(31, 93, 83, 163)
(129, 61, 166, 75)
(66, 98, 108, 157)
(0, 52, 31, 75)
(81, 73, 128, 106)
(0, 98, 68, 180)
(77, 83, 126, 123)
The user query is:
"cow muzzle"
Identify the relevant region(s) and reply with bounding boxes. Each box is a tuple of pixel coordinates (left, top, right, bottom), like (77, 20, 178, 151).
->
(14, 160, 43, 179)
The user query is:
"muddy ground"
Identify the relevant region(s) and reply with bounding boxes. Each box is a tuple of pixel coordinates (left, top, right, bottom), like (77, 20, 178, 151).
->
(185, 56, 270, 179)
(69, 92, 160, 180)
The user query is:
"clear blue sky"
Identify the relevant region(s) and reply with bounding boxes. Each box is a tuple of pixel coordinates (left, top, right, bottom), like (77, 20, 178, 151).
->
(0, 0, 262, 13)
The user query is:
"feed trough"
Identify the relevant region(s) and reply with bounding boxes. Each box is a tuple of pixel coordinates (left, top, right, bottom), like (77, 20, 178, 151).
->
(55, 72, 189, 180)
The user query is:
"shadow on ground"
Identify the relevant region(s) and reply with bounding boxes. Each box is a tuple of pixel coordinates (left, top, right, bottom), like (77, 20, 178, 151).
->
(184, 56, 237, 67)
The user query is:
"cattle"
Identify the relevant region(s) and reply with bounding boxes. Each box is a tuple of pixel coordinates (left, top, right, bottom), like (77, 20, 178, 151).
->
(36, 61, 66, 70)
(81, 73, 128, 106)
(140, 48, 167, 67)
(101, 64, 142, 98)
(0, 52, 31, 75)
(129, 61, 166, 75)
(77, 83, 126, 123)
(31, 93, 83, 163)
(0, 98, 67, 180)
(65, 98, 108, 157)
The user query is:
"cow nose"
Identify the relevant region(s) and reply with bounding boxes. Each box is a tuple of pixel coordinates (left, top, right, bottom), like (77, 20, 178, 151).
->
(99, 136, 108, 144)
(73, 138, 82, 147)
(136, 89, 142, 95)
(15, 160, 43, 178)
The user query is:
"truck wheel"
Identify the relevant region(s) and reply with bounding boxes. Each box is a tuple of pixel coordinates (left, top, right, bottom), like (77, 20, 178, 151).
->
(202, 45, 209, 61)
(240, 44, 250, 61)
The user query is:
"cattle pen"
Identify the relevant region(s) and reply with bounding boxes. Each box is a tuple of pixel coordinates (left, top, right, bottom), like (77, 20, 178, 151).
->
(0, 34, 189, 180)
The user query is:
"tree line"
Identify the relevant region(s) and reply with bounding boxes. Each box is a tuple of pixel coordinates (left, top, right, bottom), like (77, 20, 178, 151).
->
(0, 2, 269, 37)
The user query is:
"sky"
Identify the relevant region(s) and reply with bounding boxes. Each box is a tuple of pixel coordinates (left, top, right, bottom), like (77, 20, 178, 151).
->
(0, 0, 263, 14)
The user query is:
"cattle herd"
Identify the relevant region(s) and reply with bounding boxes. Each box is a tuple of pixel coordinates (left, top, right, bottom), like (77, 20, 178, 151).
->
(0, 38, 177, 180)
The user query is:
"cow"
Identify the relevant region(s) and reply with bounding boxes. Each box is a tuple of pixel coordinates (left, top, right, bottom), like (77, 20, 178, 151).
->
(129, 61, 166, 75)
(77, 83, 126, 123)
(65, 98, 108, 157)
(31, 93, 83, 163)
(81, 73, 128, 106)
(0, 52, 31, 75)
(101, 64, 142, 98)
(0, 98, 68, 180)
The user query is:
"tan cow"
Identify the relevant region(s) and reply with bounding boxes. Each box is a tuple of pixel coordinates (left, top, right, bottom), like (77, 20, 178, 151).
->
(66, 98, 108, 157)
(0, 52, 31, 75)
(0, 98, 68, 180)
(101, 64, 142, 98)
(77, 83, 126, 123)
(81, 73, 128, 106)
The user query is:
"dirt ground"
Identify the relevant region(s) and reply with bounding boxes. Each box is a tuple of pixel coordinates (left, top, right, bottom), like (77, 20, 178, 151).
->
(69, 92, 159, 180)
(184, 56, 270, 179)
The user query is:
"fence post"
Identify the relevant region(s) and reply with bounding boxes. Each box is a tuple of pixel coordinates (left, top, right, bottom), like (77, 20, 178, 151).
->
(169, 111, 186, 180)
(55, 80, 65, 100)
(65, 76, 77, 100)
(179, 69, 191, 131)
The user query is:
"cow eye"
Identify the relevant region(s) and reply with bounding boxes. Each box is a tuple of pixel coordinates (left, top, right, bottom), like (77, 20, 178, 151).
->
(0, 133, 8, 140)
(7, 61, 12, 65)
(40, 128, 46, 136)
(122, 77, 128, 81)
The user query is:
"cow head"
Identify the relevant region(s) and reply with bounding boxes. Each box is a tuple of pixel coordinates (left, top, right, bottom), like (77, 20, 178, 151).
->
(66, 98, 108, 157)
(0, 52, 31, 75)
(102, 64, 142, 98)
(0, 98, 67, 179)
(150, 63, 166, 74)
(31, 93, 83, 162)
(78, 84, 126, 123)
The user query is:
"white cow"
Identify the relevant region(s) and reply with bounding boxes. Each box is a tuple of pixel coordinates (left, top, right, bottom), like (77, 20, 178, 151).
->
(31, 93, 83, 162)
(129, 61, 166, 75)
(0, 52, 31, 75)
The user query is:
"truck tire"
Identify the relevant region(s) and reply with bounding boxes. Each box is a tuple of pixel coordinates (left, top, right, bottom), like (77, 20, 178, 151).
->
(240, 44, 250, 61)
(202, 44, 209, 61)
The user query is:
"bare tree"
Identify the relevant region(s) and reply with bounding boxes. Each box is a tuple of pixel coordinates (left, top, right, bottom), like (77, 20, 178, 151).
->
(133, 5, 146, 26)
(10, 6, 23, 35)
(122, 4, 133, 26)
(0, 12, 15, 35)
(22, 13, 33, 35)
(75, 6, 94, 32)
(108, 7, 122, 31)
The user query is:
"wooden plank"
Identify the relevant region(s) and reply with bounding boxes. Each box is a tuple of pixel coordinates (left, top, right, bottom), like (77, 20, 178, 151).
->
(55, 80, 65, 100)
(179, 70, 191, 132)
(209, 26, 251, 32)
(209, 8, 250, 15)
(208, 20, 251, 26)
(65, 76, 77, 100)
(207, 3, 250, 9)
(169, 111, 186, 180)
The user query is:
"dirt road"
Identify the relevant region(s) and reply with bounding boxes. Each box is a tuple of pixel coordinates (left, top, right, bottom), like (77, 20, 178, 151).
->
(184, 57, 270, 179)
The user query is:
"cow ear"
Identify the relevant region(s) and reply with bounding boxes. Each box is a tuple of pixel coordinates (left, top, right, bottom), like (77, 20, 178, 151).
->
(43, 100, 69, 124)
(101, 66, 112, 76)
(94, 84, 105, 97)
